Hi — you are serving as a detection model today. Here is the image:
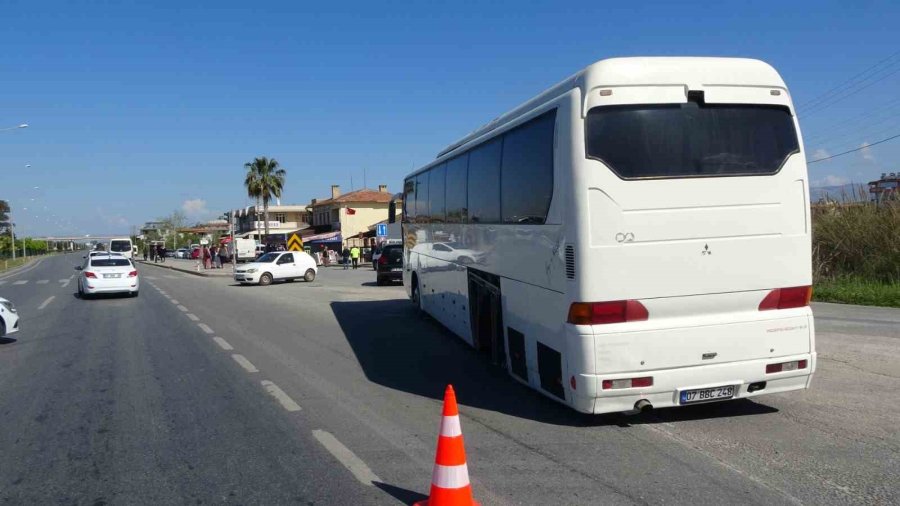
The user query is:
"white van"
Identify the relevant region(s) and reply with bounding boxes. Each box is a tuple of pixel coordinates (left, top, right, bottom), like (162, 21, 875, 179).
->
(108, 237, 134, 259)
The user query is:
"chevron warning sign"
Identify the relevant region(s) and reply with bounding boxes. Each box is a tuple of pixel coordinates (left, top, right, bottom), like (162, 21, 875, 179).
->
(287, 233, 303, 251)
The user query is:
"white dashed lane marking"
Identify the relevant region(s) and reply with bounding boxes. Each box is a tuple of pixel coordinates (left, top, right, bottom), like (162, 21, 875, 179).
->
(177, 305, 188, 312)
(170, 299, 179, 305)
(212, 337, 234, 351)
(12, 280, 28, 285)
(59, 278, 71, 288)
(261, 381, 302, 412)
(38, 296, 55, 310)
(231, 354, 259, 373)
(197, 323, 214, 334)
(312, 430, 381, 485)
(186, 313, 200, 321)
(37, 279, 49, 284)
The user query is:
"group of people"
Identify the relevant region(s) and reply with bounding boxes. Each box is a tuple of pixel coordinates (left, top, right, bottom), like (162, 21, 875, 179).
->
(199, 245, 228, 269)
(144, 244, 167, 262)
(341, 245, 362, 269)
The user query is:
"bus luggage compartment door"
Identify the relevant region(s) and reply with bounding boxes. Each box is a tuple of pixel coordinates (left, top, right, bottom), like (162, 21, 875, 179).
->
(467, 269, 505, 366)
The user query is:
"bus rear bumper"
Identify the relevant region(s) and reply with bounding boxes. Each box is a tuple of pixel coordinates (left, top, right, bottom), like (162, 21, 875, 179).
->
(572, 353, 815, 415)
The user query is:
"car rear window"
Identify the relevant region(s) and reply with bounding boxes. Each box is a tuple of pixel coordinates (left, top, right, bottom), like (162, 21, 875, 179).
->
(384, 246, 403, 261)
(586, 103, 800, 179)
(91, 258, 131, 267)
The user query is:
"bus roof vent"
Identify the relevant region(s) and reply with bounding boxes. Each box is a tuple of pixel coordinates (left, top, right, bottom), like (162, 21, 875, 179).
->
(565, 245, 575, 280)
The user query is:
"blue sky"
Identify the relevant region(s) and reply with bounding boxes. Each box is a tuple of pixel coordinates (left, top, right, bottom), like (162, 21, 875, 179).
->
(1, 0, 898, 236)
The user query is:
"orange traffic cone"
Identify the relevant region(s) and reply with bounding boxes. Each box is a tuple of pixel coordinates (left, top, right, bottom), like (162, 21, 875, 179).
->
(414, 385, 480, 506)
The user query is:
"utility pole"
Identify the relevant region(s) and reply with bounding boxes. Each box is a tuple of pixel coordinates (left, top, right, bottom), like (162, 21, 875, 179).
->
(9, 219, 15, 260)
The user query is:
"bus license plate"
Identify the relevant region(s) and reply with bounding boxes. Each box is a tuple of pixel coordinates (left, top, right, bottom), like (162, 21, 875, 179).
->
(680, 385, 735, 405)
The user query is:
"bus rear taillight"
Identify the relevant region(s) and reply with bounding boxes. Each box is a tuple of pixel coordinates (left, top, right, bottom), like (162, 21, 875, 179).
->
(567, 300, 648, 325)
(602, 376, 653, 390)
(758, 286, 812, 311)
(766, 359, 808, 374)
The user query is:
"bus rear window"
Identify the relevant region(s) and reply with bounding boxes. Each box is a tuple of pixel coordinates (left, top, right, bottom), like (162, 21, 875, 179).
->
(110, 240, 131, 252)
(586, 103, 799, 179)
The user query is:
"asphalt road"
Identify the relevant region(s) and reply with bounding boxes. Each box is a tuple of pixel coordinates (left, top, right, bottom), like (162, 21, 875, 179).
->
(0, 253, 897, 505)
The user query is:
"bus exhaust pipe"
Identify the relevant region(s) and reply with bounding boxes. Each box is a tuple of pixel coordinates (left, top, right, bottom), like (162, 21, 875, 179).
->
(634, 399, 653, 413)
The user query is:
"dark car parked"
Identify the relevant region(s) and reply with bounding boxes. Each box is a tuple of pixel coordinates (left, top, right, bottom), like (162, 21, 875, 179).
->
(375, 244, 403, 286)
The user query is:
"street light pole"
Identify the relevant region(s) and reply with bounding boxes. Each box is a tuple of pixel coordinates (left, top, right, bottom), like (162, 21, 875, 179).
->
(9, 221, 15, 261)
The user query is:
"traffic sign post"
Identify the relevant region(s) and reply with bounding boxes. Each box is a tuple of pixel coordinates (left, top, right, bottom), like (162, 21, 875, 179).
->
(287, 233, 303, 251)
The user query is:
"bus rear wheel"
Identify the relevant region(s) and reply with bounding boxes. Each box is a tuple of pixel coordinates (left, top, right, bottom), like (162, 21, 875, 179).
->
(411, 275, 423, 312)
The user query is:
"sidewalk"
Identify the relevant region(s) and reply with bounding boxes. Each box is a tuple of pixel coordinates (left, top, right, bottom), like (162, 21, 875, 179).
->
(137, 258, 235, 277)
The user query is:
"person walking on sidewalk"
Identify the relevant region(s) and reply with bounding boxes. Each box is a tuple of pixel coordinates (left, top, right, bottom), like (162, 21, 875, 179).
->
(350, 245, 360, 269)
(218, 245, 228, 268)
(342, 246, 351, 270)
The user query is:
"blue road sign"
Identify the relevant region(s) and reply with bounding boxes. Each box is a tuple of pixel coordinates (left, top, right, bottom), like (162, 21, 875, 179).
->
(376, 224, 388, 237)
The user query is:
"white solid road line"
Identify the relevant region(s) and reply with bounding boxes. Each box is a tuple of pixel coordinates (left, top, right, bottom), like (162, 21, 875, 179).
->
(177, 305, 188, 312)
(212, 337, 234, 351)
(37, 279, 49, 284)
(231, 354, 259, 373)
(261, 380, 302, 412)
(312, 429, 382, 486)
(197, 323, 214, 334)
(12, 280, 28, 285)
(38, 296, 55, 310)
(186, 313, 200, 322)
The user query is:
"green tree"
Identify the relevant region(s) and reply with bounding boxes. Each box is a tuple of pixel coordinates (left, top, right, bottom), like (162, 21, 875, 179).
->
(243, 157, 286, 242)
(0, 200, 10, 235)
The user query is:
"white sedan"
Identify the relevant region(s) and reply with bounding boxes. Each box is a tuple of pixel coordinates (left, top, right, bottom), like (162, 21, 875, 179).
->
(77, 254, 140, 298)
(0, 297, 19, 338)
(234, 251, 317, 285)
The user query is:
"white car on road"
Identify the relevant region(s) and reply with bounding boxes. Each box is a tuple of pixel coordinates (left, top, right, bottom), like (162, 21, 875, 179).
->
(234, 251, 317, 285)
(0, 297, 19, 338)
(77, 254, 140, 298)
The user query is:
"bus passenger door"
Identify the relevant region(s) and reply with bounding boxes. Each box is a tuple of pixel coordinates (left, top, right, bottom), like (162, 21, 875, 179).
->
(468, 269, 505, 366)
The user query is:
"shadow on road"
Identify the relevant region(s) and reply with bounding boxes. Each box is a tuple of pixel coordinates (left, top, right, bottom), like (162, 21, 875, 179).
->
(0, 337, 18, 345)
(331, 299, 779, 427)
(374, 482, 428, 504)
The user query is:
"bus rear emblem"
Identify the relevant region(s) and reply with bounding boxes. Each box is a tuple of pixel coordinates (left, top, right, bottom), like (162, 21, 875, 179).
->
(701, 243, 712, 255)
(702, 352, 717, 360)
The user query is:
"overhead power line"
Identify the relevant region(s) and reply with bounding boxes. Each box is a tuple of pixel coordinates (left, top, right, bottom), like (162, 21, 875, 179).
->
(800, 65, 900, 118)
(797, 49, 900, 111)
(807, 132, 900, 164)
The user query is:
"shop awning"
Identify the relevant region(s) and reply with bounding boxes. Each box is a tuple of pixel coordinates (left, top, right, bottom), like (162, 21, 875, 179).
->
(304, 231, 342, 244)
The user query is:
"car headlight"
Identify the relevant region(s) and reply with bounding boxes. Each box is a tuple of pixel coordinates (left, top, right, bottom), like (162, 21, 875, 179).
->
(245, 268, 257, 274)
(0, 301, 16, 313)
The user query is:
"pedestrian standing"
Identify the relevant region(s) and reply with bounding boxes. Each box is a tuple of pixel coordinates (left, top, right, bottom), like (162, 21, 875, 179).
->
(321, 245, 329, 266)
(342, 246, 351, 270)
(203, 246, 211, 269)
(218, 245, 228, 268)
(350, 245, 360, 269)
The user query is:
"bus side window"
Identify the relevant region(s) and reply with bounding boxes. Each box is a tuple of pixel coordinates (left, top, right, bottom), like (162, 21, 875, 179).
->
(403, 178, 415, 223)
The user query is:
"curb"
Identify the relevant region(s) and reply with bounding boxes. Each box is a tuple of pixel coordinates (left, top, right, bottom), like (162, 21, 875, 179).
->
(0, 256, 44, 280)
(136, 260, 224, 278)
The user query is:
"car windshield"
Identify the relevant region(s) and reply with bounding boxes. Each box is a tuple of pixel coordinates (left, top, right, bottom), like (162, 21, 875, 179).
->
(255, 253, 279, 263)
(90, 258, 131, 267)
(110, 240, 131, 252)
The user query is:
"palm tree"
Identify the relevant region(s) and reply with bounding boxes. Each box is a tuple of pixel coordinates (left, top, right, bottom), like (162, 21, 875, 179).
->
(243, 157, 286, 243)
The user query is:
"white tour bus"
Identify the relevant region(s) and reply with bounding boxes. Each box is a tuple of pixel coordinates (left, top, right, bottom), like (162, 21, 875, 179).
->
(400, 57, 815, 414)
